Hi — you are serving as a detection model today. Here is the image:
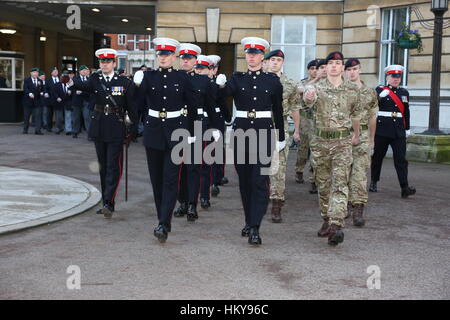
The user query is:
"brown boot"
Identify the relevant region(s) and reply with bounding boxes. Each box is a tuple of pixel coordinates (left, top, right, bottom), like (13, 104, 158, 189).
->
(295, 172, 304, 184)
(352, 204, 365, 227)
(271, 199, 282, 223)
(328, 224, 344, 246)
(345, 202, 353, 219)
(317, 217, 330, 237)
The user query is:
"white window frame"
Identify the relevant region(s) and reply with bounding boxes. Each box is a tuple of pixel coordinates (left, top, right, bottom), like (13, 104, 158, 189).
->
(118, 34, 126, 46)
(271, 15, 316, 81)
(379, 7, 410, 87)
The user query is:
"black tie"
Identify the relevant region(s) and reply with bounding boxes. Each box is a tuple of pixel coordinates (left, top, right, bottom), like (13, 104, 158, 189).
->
(105, 76, 110, 83)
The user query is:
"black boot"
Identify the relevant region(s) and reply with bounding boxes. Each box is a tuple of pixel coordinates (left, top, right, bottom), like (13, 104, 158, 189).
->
(241, 225, 250, 237)
(219, 177, 229, 185)
(101, 201, 114, 219)
(153, 224, 168, 243)
(248, 227, 262, 245)
(309, 182, 318, 194)
(369, 181, 377, 192)
(187, 203, 198, 222)
(211, 184, 220, 197)
(328, 224, 344, 246)
(401, 186, 416, 198)
(200, 198, 211, 209)
(174, 202, 188, 217)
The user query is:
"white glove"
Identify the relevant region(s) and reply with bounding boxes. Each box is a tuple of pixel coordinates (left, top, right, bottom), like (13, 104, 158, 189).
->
(188, 136, 196, 144)
(276, 140, 286, 152)
(28, 93, 34, 99)
(76, 90, 82, 95)
(40, 92, 44, 96)
(67, 90, 71, 95)
(379, 89, 390, 98)
(216, 74, 227, 86)
(57, 97, 62, 102)
(406, 130, 411, 137)
(212, 130, 221, 142)
(44, 93, 49, 98)
(67, 79, 74, 87)
(133, 70, 144, 86)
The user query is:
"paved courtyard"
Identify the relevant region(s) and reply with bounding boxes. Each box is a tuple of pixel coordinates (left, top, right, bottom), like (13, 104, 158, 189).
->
(0, 124, 449, 300)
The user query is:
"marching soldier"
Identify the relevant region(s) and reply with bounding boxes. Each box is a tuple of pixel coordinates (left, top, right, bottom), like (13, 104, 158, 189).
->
(345, 58, 379, 226)
(22, 67, 44, 135)
(133, 38, 198, 243)
(295, 59, 319, 194)
(265, 49, 301, 223)
(208, 54, 232, 197)
(303, 51, 361, 246)
(370, 65, 416, 198)
(68, 48, 138, 218)
(173, 45, 217, 220)
(217, 37, 285, 245)
(38, 71, 51, 133)
(72, 65, 91, 139)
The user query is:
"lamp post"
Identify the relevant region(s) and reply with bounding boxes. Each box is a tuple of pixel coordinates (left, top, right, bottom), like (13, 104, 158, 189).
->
(424, 0, 448, 135)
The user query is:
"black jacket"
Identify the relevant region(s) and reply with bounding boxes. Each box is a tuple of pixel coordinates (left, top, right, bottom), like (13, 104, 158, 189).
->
(72, 75, 92, 108)
(219, 69, 284, 142)
(71, 72, 138, 142)
(22, 77, 43, 108)
(375, 85, 410, 139)
(51, 83, 72, 111)
(137, 67, 199, 150)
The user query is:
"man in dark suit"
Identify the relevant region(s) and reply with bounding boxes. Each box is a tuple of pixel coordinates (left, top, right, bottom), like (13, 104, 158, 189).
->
(45, 67, 60, 132)
(69, 48, 138, 219)
(370, 65, 416, 198)
(39, 71, 51, 131)
(22, 67, 44, 135)
(51, 73, 72, 134)
(72, 65, 91, 138)
(133, 37, 199, 243)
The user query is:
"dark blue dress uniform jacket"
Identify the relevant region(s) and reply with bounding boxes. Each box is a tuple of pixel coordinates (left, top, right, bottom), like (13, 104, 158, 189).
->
(375, 85, 410, 139)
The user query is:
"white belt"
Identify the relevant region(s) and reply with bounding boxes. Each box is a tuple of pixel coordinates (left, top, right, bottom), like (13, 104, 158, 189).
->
(378, 111, 402, 118)
(215, 107, 220, 113)
(148, 108, 183, 119)
(235, 110, 272, 119)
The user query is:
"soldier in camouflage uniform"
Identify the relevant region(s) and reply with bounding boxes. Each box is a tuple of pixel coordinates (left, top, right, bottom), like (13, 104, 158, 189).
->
(345, 59, 378, 227)
(265, 50, 301, 223)
(303, 51, 361, 246)
(295, 59, 327, 194)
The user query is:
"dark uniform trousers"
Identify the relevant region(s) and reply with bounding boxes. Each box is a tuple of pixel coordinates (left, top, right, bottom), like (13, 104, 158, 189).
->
(212, 78, 231, 186)
(371, 85, 410, 188)
(178, 73, 217, 206)
(139, 67, 198, 227)
(71, 72, 138, 206)
(220, 70, 284, 229)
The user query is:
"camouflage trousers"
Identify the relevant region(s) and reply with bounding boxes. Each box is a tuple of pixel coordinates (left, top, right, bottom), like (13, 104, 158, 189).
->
(311, 135, 353, 227)
(295, 115, 315, 183)
(349, 129, 371, 205)
(270, 119, 290, 201)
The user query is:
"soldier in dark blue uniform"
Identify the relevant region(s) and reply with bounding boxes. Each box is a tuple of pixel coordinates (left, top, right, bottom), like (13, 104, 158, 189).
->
(69, 48, 138, 218)
(217, 37, 285, 245)
(173, 44, 217, 220)
(208, 55, 232, 197)
(23, 67, 44, 135)
(72, 65, 91, 139)
(370, 65, 416, 198)
(133, 38, 199, 243)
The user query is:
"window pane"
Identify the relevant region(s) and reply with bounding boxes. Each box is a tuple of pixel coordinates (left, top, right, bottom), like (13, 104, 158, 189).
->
(381, 10, 391, 40)
(392, 8, 408, 39)
(271, 16, 282, 44)
(285, 16, 303, 44)
(380, 43, 390, 82)
(0, 58, 13, 89)
(283, 46, 302, 82)
(305, 17, 316, 45)
(304, 46, 316, 79)
(15, 59, 24, 89)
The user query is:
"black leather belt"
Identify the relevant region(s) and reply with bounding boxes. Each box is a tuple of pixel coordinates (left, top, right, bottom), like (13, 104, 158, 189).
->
(95, 105, 121, 115)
